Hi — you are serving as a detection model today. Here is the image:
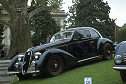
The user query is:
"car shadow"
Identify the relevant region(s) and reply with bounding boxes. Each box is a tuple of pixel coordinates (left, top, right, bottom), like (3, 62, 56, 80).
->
(64, 57, 103, 72)
(16, 57, 105, 81)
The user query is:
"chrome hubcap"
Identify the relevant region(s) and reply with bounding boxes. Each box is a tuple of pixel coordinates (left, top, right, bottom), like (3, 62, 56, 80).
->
(54, 64, 58, 68)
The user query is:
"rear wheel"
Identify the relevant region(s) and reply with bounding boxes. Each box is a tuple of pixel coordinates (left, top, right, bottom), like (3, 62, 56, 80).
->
(102, 43, 113, 60)
(46, 55, 64, 76)
(120, 71, 126, 82)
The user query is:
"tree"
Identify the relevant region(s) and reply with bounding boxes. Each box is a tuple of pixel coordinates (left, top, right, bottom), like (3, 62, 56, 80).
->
(118, 27, 126, 42)
(29, 0, 62, 46)
(0, 25, 4, 50)
(0, 0, 47, 59)
(30, 0, 63, 10)
(31, 10, 60, 46)
(48, 0, 63, 10)
(0, 6, 4, 50)
(68, 0, 115, 40)
(122, 23, 126, 28)
(0, 6, 2, 17)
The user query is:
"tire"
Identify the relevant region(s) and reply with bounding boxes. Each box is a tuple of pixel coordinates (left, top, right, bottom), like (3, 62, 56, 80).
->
(17, 74, 32, 81)
(102, 43, 113, 60)
(46, 55, 64, 76)
(120, 71, 126, 82)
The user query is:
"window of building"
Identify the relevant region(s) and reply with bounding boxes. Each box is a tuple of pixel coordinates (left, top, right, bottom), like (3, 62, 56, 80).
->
(57, 19, 61, 25)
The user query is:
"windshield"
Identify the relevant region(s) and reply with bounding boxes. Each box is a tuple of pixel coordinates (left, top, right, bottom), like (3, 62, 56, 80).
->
(50, 31, 73, 42)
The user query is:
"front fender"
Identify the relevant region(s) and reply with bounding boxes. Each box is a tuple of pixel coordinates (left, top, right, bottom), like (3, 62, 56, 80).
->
(8, 53, 25, 71)
(115, 41, 126, 56)
(37, 49, 77, 68)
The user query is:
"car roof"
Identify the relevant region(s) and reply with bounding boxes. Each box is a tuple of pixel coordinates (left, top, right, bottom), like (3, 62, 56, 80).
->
(55, 27, 95, 34)
(67, 27, 94, 31)
(55, 27, 102, 38)
(54, 27, 91, 34)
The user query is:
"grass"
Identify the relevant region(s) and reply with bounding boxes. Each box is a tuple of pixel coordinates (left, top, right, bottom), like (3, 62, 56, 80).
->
(12, 59, 125, 84)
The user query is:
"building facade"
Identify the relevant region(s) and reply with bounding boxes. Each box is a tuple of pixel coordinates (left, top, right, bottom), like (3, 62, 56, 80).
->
(51, 9, 67, 31)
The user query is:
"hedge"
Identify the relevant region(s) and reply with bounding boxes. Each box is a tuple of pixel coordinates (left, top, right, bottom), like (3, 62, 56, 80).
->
(118, 27, 126, 42)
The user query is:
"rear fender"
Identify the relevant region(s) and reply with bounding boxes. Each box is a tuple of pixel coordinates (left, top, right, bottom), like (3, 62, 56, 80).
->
(97, 38, 114, 54)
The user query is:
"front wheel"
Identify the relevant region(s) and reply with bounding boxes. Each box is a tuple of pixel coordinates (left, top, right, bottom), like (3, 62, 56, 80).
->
(120, 71, 126, 82)
(46, 55, 64, 76)
(102, 43, 113, 60)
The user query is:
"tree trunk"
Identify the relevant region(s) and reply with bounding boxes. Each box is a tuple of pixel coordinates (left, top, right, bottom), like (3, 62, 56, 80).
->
(4, 13, 32, 60)
(1, 0, 46, 59)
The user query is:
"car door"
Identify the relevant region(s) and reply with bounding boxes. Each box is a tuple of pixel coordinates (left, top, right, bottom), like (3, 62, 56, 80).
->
(69, 29, 93, 60)
(70, 29, 99, 60)
(89, 29, 101, 55)
(82, 29, 98, 58)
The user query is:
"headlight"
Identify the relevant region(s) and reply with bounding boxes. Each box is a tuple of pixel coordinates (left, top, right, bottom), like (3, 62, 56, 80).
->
(18, 57, 21, 61)
(34, 52, 41, 59)
(31, 61, 36, 66)
(114, 55, 122, 64)
(15, 63, 19, 68)
(35, 55, 39, 59)
(18, 55, 24, 61)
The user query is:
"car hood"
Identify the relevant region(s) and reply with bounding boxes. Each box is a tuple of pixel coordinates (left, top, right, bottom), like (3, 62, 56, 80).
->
(29, 39, 71, 53)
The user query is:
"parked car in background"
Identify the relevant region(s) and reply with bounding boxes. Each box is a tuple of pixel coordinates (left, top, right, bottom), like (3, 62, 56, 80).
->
(113, 42, 119, 50)
(113, 41, 126, 82)
(7, 27, 114, 80)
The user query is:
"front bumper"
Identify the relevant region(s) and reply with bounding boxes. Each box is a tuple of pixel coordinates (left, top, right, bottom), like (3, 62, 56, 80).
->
(7, 70, 40, 75)
(113, 65, 126, 70)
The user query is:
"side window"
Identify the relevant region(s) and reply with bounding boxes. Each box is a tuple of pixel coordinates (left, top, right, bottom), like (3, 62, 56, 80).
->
(55, 34, 61, 40)
(73, 30, 84, 40)
(83, 30, 91, 38)
(90, 29, 100, 38)
(62, 32, 73, 39)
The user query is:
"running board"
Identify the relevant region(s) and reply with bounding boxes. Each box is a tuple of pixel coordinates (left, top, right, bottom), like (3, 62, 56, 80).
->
(78, 56, 100, 63)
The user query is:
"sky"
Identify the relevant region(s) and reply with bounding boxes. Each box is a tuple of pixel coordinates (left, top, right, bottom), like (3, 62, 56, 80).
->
(61, 0, 126, 27)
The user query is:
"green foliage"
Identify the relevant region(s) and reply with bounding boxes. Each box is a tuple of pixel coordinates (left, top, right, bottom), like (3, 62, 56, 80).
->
(29, 0, 62, 46)
(30, 10, 60, 46)
(30, 0, 63, 10)
(68, 0, 115, 40)
(118, 27, 126, 42)
(48, 0, 63, 9)
(30, 0, 48, 6)
(122, 23, 126, 28)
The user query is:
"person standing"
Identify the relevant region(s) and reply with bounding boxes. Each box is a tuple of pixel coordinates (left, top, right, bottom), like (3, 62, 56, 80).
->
(46, 34, 52, 43)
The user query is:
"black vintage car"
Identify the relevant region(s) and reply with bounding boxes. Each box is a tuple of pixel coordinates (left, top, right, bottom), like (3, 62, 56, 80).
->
(113, 41, 126, 82)
(8, 27, 114, 80)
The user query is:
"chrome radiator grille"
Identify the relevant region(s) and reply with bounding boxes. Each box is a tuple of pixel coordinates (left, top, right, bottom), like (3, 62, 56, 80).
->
(23, 50, 33, 72)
